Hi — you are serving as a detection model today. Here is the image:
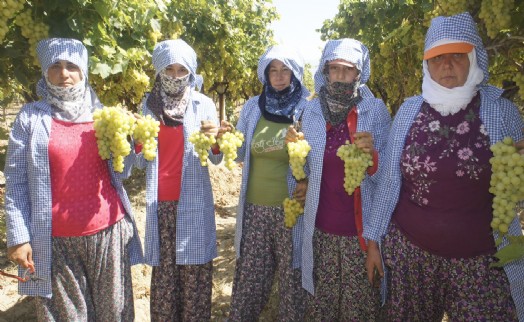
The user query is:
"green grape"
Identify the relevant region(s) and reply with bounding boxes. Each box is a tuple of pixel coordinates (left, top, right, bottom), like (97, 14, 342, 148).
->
(93, 106, 136, 172)
(283, 197, 304, 228)
(133, 114, 160, 161)
(287, 139, 311, 180)
(189, 131, 216, 166)
(337, 140, 373, 195)
(0, 0, 24, 42)
(489, 137, 524, 236)
(217, 130, 244, 170)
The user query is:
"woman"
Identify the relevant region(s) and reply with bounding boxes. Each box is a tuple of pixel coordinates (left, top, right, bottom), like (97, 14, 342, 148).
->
(228, 45, 309, 321)
(134, 39, 221, 321)
(365, 12, 524, 321)
(289, 38, 391, 321)
(5, 38, 143, 320)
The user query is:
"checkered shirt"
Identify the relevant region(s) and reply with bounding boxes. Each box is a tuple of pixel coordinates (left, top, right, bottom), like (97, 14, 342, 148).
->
(4, 102, 144, 298)
(136, 90, 221, 265)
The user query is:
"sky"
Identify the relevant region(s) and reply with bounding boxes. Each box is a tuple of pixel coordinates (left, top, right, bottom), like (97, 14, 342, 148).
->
(270, 0, 341, 72)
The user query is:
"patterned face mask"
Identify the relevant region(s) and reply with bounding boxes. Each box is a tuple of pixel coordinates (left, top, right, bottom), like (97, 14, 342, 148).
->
(44, 70, 88, 121)
(160, 71, 190, 97)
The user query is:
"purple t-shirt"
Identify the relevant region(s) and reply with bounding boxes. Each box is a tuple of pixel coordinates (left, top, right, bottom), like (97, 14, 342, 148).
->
(315, 121, 357, 236)
(393, 95, 496, 258)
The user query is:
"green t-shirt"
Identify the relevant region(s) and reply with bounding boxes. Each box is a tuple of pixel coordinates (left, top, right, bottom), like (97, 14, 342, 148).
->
(246, 117, 289, 206)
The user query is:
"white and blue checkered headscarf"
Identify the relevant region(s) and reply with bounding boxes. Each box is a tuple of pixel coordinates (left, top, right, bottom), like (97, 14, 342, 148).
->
(424, 12, 489, 84)
(36, 38, 102, 122)
(422, 12, 487, 116)
(152, 39, 203, 90)
(314, 38, 373, 96)
(257, 45, 309, 95)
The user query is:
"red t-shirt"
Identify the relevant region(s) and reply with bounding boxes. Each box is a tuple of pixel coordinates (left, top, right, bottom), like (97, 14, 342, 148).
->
(49, 119, 125, 237)
(157, 124, 184, 201)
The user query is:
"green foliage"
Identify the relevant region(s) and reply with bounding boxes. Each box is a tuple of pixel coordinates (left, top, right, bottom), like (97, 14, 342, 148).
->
(491, 235, 524, 267)
(0, 0, 276, 112)
(320, 0, 524, 114)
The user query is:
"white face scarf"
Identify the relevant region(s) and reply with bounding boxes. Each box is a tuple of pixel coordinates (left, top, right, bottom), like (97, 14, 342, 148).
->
(422, 48, 484, 116)
(44, 70, 92, 122)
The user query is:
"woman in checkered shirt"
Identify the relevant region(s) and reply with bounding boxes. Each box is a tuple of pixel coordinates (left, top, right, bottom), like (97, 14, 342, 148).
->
(365, 12, 524, 321)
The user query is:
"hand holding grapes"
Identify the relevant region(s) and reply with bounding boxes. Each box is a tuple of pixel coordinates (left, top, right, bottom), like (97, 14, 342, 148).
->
(353, 131, 374, 156)
(515, 138, 524, 155)
(293, 179, 308, 207)
(285, 125, 304, 144)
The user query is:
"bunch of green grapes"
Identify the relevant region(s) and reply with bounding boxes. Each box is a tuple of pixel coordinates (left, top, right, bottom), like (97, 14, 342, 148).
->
(479, 0, 514, 38)
(134, 115, 160, 161)
(283, 197, 304, 228)
(189, 131, 216, 166)
(93, 106, 136, 172)
(217, 130, 244, 170)
(337, 141, 373, 195)
(489, 137, 524, 234)
(0, 0, 25, 42)
(15, 10, 49, 65)
(287, 139, 311, 180)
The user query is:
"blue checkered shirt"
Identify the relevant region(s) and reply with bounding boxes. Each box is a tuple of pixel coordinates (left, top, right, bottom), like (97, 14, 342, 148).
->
(300, 97, 391, 295)
(4, 101, 144, 298)
(363, 86, 524, 319)
(135, 91, 221, 265)
(233, 96, 309, 269)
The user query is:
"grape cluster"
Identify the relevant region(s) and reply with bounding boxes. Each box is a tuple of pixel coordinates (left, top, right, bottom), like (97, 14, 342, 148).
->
(287, 139, 311, 180)
(0, 0, 24, 42)
(479, 0, 513, 38)
(189, 131, 216, 166)
(489, 137, 524, 234)
(283, 197, 304, 228)
(15, 10, 49, 65)
(93, 106, 137, 172)
(217, 130, 244, 170)
(134, 115, 160, 161)
(337, 141, 373, 195)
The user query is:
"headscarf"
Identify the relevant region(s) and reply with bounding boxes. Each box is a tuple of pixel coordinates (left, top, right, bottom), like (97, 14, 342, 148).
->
(421, 12, 488, 116)
(36, 38, 102, 123)
(148, 39, 202, 126)
(315, 38, 372, 125)
(256, 45, 310, 124)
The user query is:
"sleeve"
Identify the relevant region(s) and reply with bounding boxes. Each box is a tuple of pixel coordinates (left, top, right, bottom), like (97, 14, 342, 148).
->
(368, 100, 392, 181)
(234, 98, 255, 163)
(500, 98, 524, 142)
(4, 108, 33, 247)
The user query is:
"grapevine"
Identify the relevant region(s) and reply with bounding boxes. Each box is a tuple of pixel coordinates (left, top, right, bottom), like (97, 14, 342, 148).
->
(489, 137, 524, 266)
(0, 0, 25, 42)
(287, 139, 311, 181)
(217, 130, 244, 170)
(134, 114, 160, 161)
(93, 106, 136, 172)
(336, 141, 373, 195)
(188, 131, 216, 166)
(283, 197, 304, 228)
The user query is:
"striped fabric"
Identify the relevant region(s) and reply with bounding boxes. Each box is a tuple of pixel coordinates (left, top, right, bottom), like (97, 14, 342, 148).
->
(364, 12, 524, 319)
(152, 39, 203, 90)
(136, 90, 222, 266)
(301, 38, 392, 295)
(4, 102, 143, 298)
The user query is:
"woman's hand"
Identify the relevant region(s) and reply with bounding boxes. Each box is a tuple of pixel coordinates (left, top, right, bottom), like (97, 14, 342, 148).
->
(293, 179, 308, 207)
(353, 132, 374, 156)
(217, 120, 233, 139)
(200, 120, 219, 137)
(285, 125, 304, 144)
(8, 243, 34, 270)
(365, 240, 383, 288)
